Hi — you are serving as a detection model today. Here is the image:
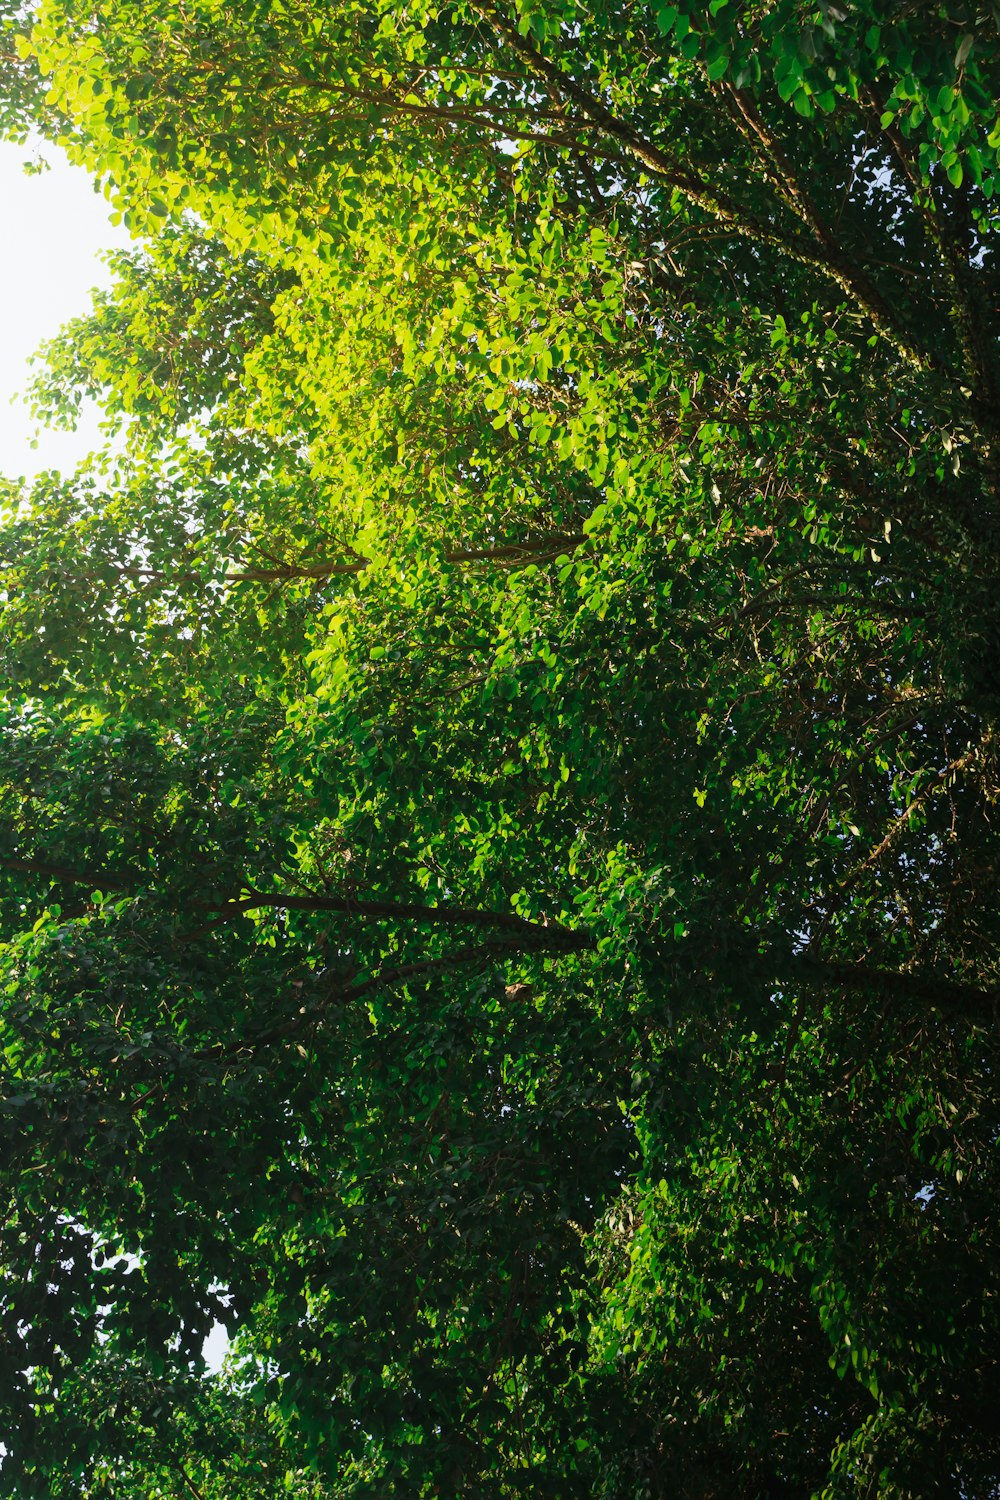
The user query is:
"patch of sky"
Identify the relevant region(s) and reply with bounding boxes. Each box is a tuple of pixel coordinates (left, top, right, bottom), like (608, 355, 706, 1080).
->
(0, 137, 131, 480)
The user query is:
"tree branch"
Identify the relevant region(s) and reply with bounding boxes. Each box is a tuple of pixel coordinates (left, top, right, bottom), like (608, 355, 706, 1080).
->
(199, 935, 555, 1061)
(470, 2, 928, 366)
(193, 887, 591, 949)
(792, 952, 997, 1018)
(0, 853, 138, 891)
(839, 751, 975, 889)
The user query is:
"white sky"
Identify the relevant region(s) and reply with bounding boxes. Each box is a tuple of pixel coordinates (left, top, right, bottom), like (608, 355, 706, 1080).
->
(0, 138, 132, 479)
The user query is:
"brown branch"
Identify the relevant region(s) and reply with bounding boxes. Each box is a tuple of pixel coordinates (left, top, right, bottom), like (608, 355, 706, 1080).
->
(470, 2, 926, 365)
(177, 1467, 207, 1500)
(48, 558, 368, 587)
(722, 84, 914, 359)
(839, 752, 975, 889)
(192, 887, 591, 949)
(695, 930, 998, 1018)
(0, 854, 138, 891)
(0, 852, 591, 953)
(34, 535, 587, 593)
(444, 532, 586, 564)
(711, 588, 922, 636)
(273, 75, 591, 154)
(792, 952, 996, 1018)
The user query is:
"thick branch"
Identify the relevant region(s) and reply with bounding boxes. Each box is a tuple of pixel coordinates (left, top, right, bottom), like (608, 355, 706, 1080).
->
(0, 850, 590, 950)
(792, 952, 996, 1017)
(36, 535, 587, 592)
(198, 887, 591, 949)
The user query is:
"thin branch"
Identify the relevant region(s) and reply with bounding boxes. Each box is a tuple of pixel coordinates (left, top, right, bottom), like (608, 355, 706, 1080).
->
(0, 854, 137, 891)
(177, 1467, 207, 1500)
(839, 751, 975, 889)
(722, 84, 913, 358)
(444, 532, 586, 564)
(862, 84, 993, 406)
(0, 853, 591, 953)
(199, 934, 577, 1061)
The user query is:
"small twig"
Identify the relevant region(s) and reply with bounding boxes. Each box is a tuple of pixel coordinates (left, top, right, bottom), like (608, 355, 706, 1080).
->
(178, 1467, 207, 1500)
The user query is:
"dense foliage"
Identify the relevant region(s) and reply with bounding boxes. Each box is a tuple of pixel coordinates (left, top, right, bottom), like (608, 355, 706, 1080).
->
(2, 0, 1000, 1493)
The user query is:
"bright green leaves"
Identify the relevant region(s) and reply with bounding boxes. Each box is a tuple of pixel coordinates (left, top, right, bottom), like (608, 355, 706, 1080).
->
(29, 223, 291, 444)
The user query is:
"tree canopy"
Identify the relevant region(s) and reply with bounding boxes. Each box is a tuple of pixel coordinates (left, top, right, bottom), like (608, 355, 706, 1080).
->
(1, 0, 1000, 1494)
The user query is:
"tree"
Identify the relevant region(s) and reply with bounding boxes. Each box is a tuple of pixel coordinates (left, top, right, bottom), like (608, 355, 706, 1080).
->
(2, 1, 1000, 1493)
